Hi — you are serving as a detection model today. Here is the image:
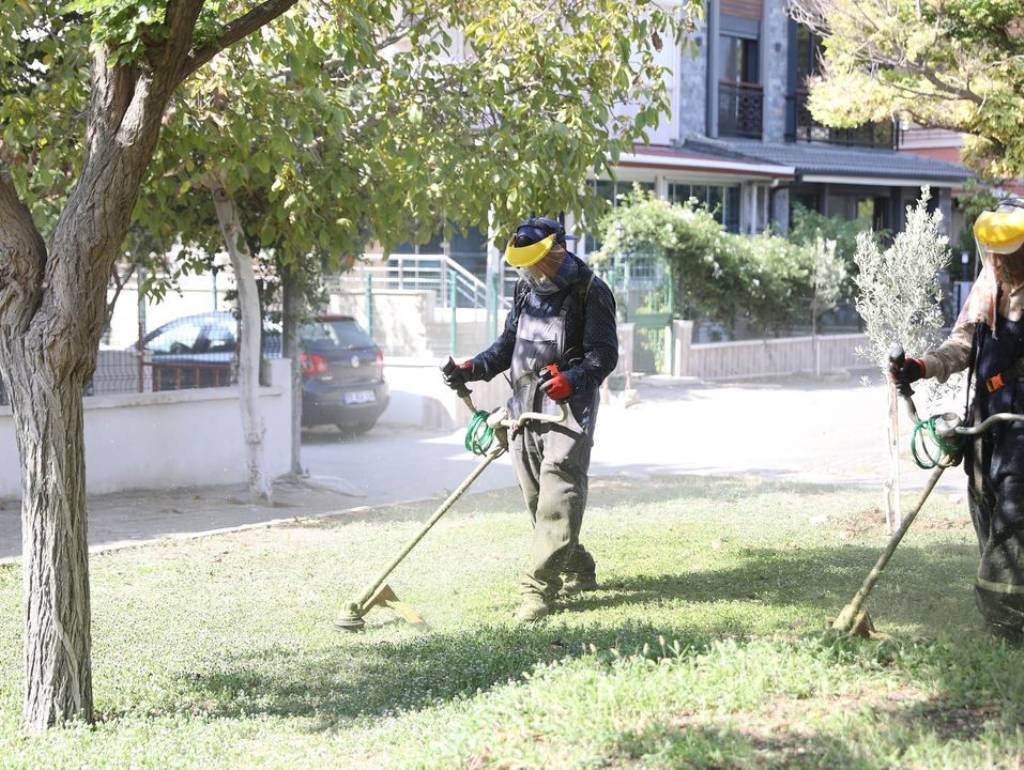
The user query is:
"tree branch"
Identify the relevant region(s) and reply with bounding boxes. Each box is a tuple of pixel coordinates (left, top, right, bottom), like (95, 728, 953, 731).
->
(0, 170, 46, 333)
(181, 0, 300, 82)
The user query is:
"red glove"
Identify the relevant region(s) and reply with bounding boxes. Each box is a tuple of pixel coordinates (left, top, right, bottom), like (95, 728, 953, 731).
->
(542, 371, 573, 402)
(442, 360, 474, 391)
(889, 357, 926, 387)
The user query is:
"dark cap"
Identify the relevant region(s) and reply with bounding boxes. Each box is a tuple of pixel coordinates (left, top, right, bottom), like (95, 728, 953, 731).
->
(512, 217, 566, 248)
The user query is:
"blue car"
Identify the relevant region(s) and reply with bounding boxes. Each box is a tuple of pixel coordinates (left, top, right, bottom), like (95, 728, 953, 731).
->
(136, 311, 389, 434)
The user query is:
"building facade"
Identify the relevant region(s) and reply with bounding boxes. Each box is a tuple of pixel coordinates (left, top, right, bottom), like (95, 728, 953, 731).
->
(574, 0, 970, 257)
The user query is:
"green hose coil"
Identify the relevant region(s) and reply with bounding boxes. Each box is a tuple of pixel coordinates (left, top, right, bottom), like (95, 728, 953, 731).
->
(465, 410, 495, 456)
(911, 416, 964, 470)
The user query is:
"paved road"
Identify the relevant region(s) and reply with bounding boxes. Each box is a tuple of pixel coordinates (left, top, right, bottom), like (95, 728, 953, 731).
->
(0, 373, 970, 560)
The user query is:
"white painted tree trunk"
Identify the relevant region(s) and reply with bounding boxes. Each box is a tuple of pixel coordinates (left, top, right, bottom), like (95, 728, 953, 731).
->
(210, 184, 273, 504)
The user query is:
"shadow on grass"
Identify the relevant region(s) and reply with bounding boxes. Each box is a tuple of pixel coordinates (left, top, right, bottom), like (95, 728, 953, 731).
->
(612, 721, 869, 770)
(577, 541, 978, 630)
(163, 539, 991, 734)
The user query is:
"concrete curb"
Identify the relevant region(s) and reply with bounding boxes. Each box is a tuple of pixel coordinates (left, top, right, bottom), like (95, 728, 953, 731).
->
(0, 485, 520, 568)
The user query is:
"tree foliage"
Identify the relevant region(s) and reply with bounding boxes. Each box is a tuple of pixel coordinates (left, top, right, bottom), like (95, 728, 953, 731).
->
(789, 0, 1024, 179)
(853, 188, 950, 375)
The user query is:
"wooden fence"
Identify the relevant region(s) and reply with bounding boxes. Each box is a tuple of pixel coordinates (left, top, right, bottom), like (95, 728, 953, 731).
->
(617, 321, 869, 381)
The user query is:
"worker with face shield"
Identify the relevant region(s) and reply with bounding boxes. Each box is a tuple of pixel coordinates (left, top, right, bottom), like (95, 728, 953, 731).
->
(442, 217, 619, 623)
(892, 197, 1024, 642)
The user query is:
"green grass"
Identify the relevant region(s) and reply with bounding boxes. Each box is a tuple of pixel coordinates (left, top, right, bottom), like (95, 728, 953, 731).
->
(1, 474, 1021, 769)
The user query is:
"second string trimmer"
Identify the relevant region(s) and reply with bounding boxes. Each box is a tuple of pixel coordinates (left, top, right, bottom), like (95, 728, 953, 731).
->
(832, 343, 1024, 634)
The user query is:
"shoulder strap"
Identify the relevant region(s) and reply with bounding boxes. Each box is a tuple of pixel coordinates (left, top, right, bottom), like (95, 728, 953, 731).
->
(575, 266, 595, 307)
(513, 279, 529, 315)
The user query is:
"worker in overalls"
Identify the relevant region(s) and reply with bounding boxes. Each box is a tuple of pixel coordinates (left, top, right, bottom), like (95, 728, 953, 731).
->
(443, 217, 619, 622)
(892, 198, 1024, 643)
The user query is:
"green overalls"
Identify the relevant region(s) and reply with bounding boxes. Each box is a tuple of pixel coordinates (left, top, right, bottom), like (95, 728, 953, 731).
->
(508, 272, 599, 599)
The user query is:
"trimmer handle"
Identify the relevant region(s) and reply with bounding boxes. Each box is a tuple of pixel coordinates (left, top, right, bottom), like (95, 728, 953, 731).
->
(889, 343, 914, 399)
(538, 363, 560, 383)
(441, 356, 473, 400)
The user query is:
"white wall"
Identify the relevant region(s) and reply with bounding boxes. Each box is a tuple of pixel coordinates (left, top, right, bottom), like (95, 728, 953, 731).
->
(0, 359, 292, 499)
(380, 358, 513, 430)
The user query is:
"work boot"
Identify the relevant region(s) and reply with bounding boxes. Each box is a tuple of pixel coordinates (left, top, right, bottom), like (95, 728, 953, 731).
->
(514, 593, 551, 624)
(986, 620, 1024, 646)
(559, 570, 598, 596)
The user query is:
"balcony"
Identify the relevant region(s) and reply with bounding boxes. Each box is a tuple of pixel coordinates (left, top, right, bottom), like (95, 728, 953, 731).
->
(786, 90, 898, 149)
(718, 81, 763, 139)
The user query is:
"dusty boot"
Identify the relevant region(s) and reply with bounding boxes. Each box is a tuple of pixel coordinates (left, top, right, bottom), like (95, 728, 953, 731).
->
(559, 570, 598, 596)
(514, 593, 551, 624)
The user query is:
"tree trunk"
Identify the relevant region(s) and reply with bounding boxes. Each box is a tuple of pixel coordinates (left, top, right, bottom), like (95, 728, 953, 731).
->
(884, 383, 903, 534)
(0, 0, 300, 733)
(3, 352, 94, 731)
(281, 270, 304, 476)
(811, 311, 820, 378)
(210, 183, 273, 504)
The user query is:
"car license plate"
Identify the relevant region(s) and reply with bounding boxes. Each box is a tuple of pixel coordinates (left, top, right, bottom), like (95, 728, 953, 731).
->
(344, 390, 375, 405)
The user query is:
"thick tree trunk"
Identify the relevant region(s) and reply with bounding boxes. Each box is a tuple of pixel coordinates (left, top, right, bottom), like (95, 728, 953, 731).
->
(0, 0, 299, 733)
(281, 271, 304, 476)
(3, 353, 94, 730)
(210, 184, 273, 503)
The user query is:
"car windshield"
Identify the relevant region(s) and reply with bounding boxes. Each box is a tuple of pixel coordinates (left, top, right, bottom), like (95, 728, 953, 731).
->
(146, 319, 205, 354)
(300, 319, 374, 350)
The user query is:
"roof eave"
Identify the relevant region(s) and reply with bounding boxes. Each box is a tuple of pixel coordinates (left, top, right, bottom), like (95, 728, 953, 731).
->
(617, 151, 795, 180)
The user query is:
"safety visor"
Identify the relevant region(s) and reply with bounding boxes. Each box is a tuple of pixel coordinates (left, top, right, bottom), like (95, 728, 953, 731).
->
(975, 207, 1024, 255)
(505, 233, 556, 268)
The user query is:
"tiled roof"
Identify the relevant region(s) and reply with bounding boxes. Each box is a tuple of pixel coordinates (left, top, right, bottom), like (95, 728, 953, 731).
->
(683, 137, 972, 184)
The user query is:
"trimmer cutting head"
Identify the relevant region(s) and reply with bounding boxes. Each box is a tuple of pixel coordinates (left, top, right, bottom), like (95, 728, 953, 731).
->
(334, 584, 426, 632)
(334, 602, 366, 632)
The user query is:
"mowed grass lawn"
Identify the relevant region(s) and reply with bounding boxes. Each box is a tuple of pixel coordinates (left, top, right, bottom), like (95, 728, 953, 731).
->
(1, 474, 1022, 769)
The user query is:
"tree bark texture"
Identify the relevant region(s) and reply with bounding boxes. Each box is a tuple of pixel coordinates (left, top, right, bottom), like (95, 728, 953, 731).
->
(281, 271, 304, 476)
(210, 184, 273, 503)
(0, 0, 299, 730)
(4, 359, 94, 729)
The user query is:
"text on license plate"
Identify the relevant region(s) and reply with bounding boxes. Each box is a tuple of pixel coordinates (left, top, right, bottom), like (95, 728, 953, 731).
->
(344, 390, 376, 405)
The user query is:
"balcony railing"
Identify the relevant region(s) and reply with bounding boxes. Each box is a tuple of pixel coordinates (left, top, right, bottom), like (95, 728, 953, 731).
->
(786, 90, 898, 149)
(718, 80, 763, 139)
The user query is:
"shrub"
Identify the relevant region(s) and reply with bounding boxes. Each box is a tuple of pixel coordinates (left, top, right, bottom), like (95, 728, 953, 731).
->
(596, 189, 815, 335)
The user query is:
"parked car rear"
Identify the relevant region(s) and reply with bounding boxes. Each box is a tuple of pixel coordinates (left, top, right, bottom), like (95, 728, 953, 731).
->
(135, 311, 389, 435)
(299, 315, 389, 434)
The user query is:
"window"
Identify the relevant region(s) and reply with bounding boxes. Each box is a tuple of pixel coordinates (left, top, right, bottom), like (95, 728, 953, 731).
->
(300, 319, 375, 350)
(794, 26, 821, 89)
(203, 320, 237, 353)
(668, 183, 741, 233)
(719, 34, 762, 138)
(720, 35, 759, 84)
(145, 319, 205, 355)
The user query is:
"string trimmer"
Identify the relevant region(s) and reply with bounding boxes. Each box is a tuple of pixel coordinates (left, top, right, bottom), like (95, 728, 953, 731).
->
(334, 358, 568, 631)
(833, 343, 1024, 635)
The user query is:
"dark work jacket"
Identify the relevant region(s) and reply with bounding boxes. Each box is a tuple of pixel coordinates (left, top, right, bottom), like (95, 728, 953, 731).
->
(469, 255, 619, 400)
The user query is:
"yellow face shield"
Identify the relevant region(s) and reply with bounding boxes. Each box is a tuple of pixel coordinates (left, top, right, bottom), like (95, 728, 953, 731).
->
(504, 233, 556, 267)
(975, 206, 1024, 255)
